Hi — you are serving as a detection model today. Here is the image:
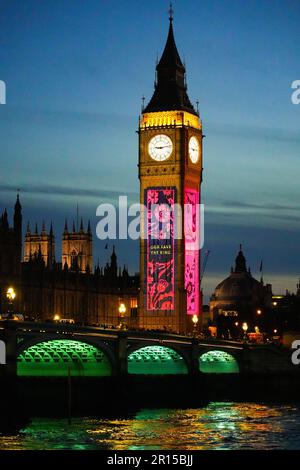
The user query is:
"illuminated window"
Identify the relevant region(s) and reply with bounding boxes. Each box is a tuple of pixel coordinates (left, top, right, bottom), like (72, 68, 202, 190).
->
(130, 298, 138, 317)
(128, 345, 188, 375)
(70, 250, 77, 267)
(17, 340, 112, 377)
(199, 350, 239, 374)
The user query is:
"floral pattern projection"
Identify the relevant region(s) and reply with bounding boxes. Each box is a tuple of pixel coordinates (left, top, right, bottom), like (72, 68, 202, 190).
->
(145, 188, 176, 311)
(184, 188, 200, 316)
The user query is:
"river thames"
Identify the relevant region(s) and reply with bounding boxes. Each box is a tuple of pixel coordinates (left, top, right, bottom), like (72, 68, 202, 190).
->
(1, 402, 300, 450)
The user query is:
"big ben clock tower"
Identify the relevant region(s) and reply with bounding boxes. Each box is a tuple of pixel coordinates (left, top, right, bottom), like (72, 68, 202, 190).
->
(138, 10, 203, 334)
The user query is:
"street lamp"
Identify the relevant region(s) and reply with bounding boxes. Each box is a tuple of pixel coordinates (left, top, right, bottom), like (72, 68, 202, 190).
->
(242, 322, 248, 342)
(118, 303, 127, 329)
(192, 314, 199, 336)
(6, 287, 16, 301)
(54, 314, 60, 322)
(6, 287, 16, 318)
(256, 309, 262, 315)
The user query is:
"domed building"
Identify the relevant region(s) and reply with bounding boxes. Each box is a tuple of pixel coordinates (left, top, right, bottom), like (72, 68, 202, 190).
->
(210, 246, 272, 337)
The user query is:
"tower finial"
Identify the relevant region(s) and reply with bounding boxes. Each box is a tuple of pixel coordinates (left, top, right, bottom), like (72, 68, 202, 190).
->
(169, 2, 174, 22)
(144, 1, 196, 116)
(240, 243, 242, 251)
(141, 95, 145, 113)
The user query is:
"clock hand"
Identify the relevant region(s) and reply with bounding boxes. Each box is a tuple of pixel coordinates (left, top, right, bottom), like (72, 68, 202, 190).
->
(156, 145, 171, 150)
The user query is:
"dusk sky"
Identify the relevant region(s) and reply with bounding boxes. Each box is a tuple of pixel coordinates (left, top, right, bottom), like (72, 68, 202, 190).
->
(0, 0, 299, 300)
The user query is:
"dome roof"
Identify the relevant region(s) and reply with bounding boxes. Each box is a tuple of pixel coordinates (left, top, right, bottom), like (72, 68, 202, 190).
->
(214, 272, 261, 300)
(212, 246, 262, 301)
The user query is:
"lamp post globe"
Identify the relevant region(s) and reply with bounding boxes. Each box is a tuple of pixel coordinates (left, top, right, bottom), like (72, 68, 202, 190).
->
(192, 314, 199, 336)
(242, 322, 248, 342)
(118, 303, 127, 329)
(6, 287, 16, 318)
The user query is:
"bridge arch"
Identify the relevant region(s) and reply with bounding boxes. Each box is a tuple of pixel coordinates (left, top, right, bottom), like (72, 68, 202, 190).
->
(17, 339, 113, 377)
(199, 349, 240, 374)
(127, 345, 189, 375)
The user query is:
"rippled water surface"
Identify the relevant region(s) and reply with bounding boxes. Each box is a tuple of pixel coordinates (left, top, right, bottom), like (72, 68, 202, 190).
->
(1, 403, 300, 450)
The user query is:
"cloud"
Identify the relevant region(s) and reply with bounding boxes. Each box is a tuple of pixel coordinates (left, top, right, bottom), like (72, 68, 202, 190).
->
(0, 182, 139, 202)
(204, 199, 300, 230)
(221, 200, 300, 212)
(0, 105, 135, 127)
(222, 201, 300, 212)
(206, 121, 300, 144)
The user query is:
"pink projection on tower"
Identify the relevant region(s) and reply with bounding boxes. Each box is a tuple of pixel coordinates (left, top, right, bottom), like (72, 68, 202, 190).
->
(145, 187, 176, 311)
(184, 188, 200, 316)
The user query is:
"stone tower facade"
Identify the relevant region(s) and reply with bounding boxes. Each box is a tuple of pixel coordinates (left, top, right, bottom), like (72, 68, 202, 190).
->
(138, 15, 203, 334)
(24, 222, 55, 267)
(62, 219, 92, 273)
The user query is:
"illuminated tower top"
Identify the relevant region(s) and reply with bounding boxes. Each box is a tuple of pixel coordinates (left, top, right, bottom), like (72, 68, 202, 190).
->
(144, 10, 196, 115)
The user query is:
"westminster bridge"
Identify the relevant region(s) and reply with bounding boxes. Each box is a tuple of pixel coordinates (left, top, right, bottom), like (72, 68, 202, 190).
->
(0, 320, 296, 379)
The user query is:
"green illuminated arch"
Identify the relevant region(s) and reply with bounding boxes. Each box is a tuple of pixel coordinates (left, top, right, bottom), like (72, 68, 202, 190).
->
(128, 345, 188, 375)
(199, 350, 239, 374)
(17, 339, 112, 377)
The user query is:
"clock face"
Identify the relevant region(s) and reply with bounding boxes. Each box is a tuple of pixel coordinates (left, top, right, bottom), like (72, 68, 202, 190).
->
(148, 134, 173, 162)
(189, 136, 199, 164)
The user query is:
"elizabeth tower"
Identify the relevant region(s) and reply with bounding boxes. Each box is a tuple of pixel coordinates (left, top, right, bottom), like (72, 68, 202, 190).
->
(138, 12, 203, 334)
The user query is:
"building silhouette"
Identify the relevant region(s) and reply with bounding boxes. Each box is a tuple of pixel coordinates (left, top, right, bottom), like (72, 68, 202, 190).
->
(0, 196, 22, 314)
(0, 197, 139, 326)
(210, 246, 273, 336)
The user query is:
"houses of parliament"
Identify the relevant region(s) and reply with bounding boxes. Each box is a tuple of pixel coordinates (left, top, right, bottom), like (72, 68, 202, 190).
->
(0, 196, 139, 326)
(0, 12, 205, 334)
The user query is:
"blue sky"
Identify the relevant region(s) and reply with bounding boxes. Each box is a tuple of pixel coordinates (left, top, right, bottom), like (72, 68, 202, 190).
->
(0, 0, 299, 298)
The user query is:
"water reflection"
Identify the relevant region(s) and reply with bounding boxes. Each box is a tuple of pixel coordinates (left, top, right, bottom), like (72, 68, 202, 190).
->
(1, 403, 300, 450)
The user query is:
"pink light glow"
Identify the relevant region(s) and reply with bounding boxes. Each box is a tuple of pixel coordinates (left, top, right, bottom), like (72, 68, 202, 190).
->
(145, 187, 176, 311)
(184, 188, 200, 316)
